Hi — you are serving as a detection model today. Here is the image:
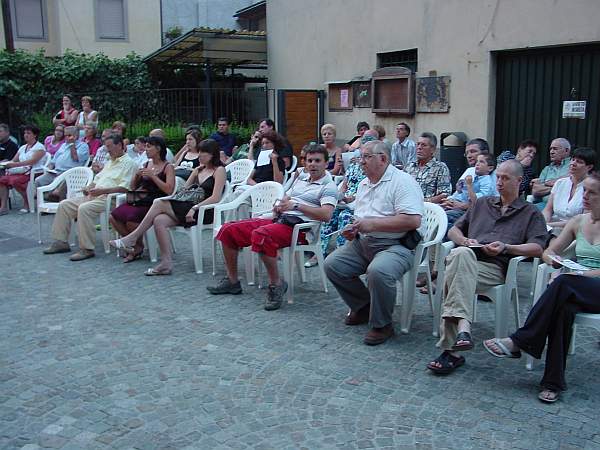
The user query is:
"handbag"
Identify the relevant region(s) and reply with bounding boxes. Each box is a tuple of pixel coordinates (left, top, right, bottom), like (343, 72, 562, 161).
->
(174, 167, 193, 180)
(170, 184, 206, 204)
(126, 190, 155, 207)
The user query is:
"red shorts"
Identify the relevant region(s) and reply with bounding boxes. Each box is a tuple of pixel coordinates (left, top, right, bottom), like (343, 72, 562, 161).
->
(216, 218, 306, 258)
(0, 173, 30, 191)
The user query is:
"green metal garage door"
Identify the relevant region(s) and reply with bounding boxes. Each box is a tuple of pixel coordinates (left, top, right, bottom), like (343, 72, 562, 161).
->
(494, 43, 600, 173)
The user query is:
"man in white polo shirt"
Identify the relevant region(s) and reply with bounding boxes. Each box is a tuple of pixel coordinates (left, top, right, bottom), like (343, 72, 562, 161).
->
(324, 140, 424, 345)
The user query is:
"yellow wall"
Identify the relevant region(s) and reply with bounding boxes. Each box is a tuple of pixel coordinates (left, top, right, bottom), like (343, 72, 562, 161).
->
(267, 0, 600, 146)
(2, 0, 161, 58)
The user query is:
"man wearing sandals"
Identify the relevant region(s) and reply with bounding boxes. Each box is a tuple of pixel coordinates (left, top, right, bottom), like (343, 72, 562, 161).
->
(427, 159, 547, 374)
(43, 134, 137, 261)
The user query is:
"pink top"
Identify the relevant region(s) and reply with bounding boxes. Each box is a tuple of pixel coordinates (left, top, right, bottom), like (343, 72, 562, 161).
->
(83, 137, 102, 157)
(44, 135, 65, 156)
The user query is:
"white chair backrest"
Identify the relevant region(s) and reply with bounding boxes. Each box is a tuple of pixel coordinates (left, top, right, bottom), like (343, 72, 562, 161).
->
(288, 155, 298, 173)
(221, 180, 231, 201)
(421, 202, 448, 243)
(248, 181, 285, 216)
(173, 176, 186, 194)
(226, 159, 254, 186)
(64, 167, 94, 199)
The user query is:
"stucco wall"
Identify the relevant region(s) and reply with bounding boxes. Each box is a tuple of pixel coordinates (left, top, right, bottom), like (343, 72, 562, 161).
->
(1, 0, 160, 58)
(267, 0, 600, 146)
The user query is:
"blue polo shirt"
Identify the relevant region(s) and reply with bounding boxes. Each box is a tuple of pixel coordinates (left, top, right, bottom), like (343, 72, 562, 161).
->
(52, 141, 89, 172)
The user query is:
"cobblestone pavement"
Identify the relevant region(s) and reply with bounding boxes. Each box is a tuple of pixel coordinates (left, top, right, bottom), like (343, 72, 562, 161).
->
(1, 208, 600, 450)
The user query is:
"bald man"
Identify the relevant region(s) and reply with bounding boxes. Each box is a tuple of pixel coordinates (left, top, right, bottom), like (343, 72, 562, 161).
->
(427, 159, 548, 375)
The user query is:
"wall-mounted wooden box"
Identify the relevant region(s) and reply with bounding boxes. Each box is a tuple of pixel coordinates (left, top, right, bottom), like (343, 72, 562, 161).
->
(328, 82, 353, 111)
(371, 66, 414, 115)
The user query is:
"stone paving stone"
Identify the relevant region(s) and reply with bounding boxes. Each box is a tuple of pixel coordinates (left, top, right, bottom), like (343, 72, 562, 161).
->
(1, 210, 600, 449)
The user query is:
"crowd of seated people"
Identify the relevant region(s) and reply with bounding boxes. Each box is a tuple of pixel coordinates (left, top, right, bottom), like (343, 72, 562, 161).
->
(4, 111, 600, 405)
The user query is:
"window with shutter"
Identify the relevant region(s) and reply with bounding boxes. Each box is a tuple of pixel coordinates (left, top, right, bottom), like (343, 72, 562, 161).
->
(95, 0, 128, 40)
(10, 0, 48, 40)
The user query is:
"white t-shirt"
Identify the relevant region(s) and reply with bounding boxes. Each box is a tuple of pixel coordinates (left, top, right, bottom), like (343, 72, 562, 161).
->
(354, 164, 424, 238)
(550, 177, 584, 222)
(8, 141, 46, 174)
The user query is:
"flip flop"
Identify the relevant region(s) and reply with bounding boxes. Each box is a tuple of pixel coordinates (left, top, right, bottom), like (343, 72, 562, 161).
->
(451, 331, 474, 351)
(482, 338, 522, 358)
(427, 351, 465, 375)
(538, 389, 559, 403)
(144, 267, 172, 276)
(109, 238, 134, 253)
(123, 251, 143, 263)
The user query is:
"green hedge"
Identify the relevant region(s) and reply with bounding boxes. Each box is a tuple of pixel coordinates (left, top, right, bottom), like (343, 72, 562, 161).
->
(0, 49, 153, 126)
(34, 112, 255, 150)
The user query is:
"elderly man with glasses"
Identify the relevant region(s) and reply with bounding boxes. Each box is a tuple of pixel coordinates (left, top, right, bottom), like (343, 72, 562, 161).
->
(324, 140, 424, 346)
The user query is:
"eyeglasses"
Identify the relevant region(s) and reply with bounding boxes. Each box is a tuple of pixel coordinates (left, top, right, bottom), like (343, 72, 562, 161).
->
(358, 152, 384, 161)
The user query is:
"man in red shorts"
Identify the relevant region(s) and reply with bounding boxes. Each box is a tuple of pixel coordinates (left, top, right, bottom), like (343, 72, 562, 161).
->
(208, 143, 337, 311)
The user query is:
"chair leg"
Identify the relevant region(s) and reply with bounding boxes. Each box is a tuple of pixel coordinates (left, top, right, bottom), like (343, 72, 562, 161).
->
(146, 228, 158, 263)
(400, 269, 417, 334)
(99, 213, 110, 254)
(37, 211, 42, 244)
(27, 184, 35, 213)
(211, 238, 218, 276)
(243, 249, 255, 285)
(314, 249, 328, 293)
(283, 248, 293, 304)
(494, 286, 508, 338)
(190, 228, 202, 274)
(569, 324, 577, 355)
(512, 288, 521, 329)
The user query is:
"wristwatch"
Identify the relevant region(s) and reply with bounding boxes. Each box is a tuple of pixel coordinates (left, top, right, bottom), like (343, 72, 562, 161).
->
(293, 202, 300, 211)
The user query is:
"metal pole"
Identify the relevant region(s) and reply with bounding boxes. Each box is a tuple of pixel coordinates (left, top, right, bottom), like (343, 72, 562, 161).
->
(2, 0, 15, 52)
(204, 62, 213, 122)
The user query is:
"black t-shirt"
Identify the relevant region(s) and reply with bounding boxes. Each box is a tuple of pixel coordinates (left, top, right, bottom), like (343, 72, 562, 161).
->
(0, 139, 18, 161)
(253, 150, 286, 183)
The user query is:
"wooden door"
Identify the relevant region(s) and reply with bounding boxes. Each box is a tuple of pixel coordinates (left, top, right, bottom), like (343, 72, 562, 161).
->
(276, 90, 324, 156)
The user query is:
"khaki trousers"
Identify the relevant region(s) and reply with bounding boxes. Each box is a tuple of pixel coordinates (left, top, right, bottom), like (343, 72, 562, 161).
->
(437, 246, 505, 350)
(51, 195, 107, 251)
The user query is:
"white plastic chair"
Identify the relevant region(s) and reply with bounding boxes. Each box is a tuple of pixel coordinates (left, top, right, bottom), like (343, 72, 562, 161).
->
(280, 220, 329, 303)
(397, 202, 448, 335)
(525, 245, 600, 369)
(225, 159, 254, 189)
(435, 241, 535, 338)
(16, 152, 50, 213)
(162, 181, 231, 274)
(36, 166, 94, 243)
(212, 181, 285, 278)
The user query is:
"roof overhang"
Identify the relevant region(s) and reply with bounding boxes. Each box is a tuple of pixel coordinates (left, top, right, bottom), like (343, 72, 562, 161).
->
(143, 27, 267, 69)
(233, 1, 266, 19)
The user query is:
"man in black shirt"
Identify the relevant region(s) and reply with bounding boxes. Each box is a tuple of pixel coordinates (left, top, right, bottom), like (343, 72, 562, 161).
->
(0, 124, 18, 162)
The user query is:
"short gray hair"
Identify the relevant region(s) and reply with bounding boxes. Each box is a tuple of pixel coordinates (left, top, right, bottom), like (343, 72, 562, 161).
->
(419, 132, 437, 149)
(64, 126, 78, 136)
(364, 140, 390, 160)
(553, 137, 571, 151)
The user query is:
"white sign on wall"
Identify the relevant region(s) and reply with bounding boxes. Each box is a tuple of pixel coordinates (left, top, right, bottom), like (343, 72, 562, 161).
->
(562, 101, 586, 119)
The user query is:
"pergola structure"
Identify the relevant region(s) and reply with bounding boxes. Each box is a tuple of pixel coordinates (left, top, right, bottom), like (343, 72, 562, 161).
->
(143, 27, 267, 119)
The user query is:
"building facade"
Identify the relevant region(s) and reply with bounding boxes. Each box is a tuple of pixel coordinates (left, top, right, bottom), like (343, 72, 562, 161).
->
(267, 0, 600, 167)
(0, 0, 161, 58)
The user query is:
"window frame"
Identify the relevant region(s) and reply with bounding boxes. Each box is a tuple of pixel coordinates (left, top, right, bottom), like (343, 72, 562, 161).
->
(9, 0, 49, 41)
(94, 0, 129, 42)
